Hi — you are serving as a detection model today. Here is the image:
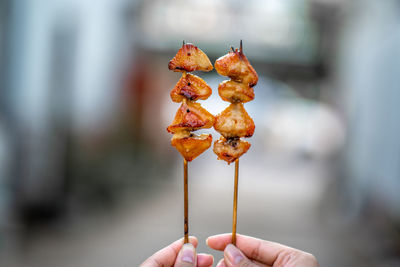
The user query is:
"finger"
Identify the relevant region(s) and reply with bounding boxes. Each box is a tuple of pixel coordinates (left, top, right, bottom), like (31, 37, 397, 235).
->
(215, 257, 268, 267)
(197, 253, 214, 267)
(215, 259, 227, 267)
(206, 233, 290, 265)
(223, 244, 256, 267)
(249, 259, 270, 267)
(174, 243, 197, 267)
(252, 262, 270, 267)
(141, 236, 198, 267)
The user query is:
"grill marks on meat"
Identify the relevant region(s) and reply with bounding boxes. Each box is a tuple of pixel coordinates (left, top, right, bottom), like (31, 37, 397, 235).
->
(170, 73, 212, 102)
(167, 101, 215, 133)
(213, 136, 251, 164)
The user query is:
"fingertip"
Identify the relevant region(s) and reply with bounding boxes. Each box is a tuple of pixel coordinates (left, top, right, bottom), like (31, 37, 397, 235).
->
(216, 259, 227, 267)
(197, 253, 214, 267)
(171, 236, 198, 255)
(207, 233, 231, 239)
(188, 236, 198, 247)
(206, 233, 232, 250)
(208, 233, 233, 242)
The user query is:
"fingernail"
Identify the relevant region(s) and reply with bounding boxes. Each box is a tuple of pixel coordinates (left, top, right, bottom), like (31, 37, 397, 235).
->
(205, 238, 209, 246)
(181, 243, 195, 263)
(225, 244, 243, 264)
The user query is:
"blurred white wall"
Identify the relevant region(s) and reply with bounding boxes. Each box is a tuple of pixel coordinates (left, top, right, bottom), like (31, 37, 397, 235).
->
(338, 0, 400, 219)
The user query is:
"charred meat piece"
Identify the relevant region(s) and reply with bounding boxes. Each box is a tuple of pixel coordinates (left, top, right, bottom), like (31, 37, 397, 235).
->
(214, 49, 258, 87)
(218, 80, 254, 103)
(170, 73, 212, 102)
(168, 43, 213, 72)
(214, 103, 255, 139)
(213, 136, 251, 164)
(167, 101, 215, 133)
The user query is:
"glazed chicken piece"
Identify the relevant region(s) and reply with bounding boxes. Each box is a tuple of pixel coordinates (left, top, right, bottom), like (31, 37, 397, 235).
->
(171, 131, 212, 161)
(213, 136, 251, 164)
(167, 101, 215, 133)
(168, 43, 213, 72)
(214, 103, 255, 139)
(214, 48, 258, 87)
(170, 73, 212, 102)
(218, 80, 254, 103)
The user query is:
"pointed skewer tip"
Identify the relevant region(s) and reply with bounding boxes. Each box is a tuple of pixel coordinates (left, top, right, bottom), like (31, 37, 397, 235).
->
(183, 40, 185, 45)
(240, 40, 243, 53)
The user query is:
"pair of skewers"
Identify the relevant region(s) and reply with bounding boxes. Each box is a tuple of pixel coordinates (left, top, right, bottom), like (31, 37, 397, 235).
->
(167, 41, 258, 245)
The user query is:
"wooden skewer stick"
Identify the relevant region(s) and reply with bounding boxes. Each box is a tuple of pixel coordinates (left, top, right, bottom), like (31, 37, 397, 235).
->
(232, 158, 239, 245)
(184, 159, 189, 243)
(233, 40, 242, 245)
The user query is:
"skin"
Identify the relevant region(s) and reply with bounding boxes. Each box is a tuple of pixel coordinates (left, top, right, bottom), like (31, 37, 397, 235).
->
(206, 234, 319, 267)
(141, 234, 318, 267)
(140, 236, 214, 267)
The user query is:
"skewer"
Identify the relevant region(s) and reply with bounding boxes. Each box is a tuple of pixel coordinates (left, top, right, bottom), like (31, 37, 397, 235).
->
(232, 159, 239, 245)
(234, 42, 243, 246)
(168, 43, 213, 245)
(214, 39, 257, 246)
(184, 159, 189, 243)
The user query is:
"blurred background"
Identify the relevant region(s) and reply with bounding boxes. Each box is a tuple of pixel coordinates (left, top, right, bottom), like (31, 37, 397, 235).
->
(1, 0, 400, 266)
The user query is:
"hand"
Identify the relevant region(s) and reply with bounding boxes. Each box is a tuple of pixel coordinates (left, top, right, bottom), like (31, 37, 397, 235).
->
(206, 234, 319, 267)
(140, 236, 214, 267)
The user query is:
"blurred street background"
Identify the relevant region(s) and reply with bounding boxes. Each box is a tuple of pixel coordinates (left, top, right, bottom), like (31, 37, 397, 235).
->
(1, 0, 400, 266)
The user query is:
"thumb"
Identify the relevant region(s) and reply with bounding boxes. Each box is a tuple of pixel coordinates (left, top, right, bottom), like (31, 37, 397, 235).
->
(174, 243, 197, 267)
(224, 244, 256, 267)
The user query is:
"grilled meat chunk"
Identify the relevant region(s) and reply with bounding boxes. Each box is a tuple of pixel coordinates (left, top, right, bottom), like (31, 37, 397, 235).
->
(170, 73, 212, 102)
(167, 101, 215, 133)
(171, 131, 212, 161)
(168, 43, 213, 72)
(214, 49, 258, 87)
(218, 80, 254, 103)
(214, 103, 255, 139)
(213, 136, 251, 164)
